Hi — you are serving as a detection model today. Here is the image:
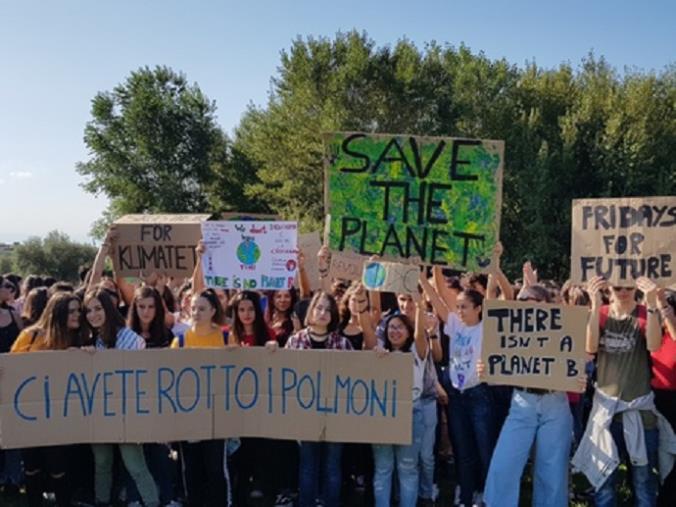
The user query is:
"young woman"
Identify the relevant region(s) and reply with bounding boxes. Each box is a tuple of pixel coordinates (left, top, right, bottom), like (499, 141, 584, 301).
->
(338, 282, 377, 351)
(172, 281, 193, 337)
(371, 297, 430, 507)
(170, 289, 229, 506)
(265, 288, 300, 347)
(10, 292, 86, 506)
(284, 291, 353, 507)
(20, 287, 49, 328)
(0, 275, 22, 353)
(125, 286, 178, 505)
(229, 290, 274, 347)
(84, 289, 160, 507)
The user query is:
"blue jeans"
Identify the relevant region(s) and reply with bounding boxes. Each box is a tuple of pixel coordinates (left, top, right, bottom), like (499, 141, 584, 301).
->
(484, 390, 572, 507)
(595, 421, 658, 507)
(373, 402, 424, 507)
(418, 397, 438, 500)
(126, 444, 175, 504)
(447, 383, 498, 506)
(0, 449, 23, 485)
(298, 442, 342, 507)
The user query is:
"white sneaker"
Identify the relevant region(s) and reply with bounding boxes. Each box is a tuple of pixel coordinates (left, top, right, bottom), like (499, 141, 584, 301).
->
(274, 493, 294, 506)
(165, 501, 183, 507)
(432, 483, 440, 501)
(454, 485, 461, 505)
(472, 490, 484, 507)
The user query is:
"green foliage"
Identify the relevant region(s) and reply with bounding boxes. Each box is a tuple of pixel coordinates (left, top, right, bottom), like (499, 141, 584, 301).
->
(77, 66, 266, 238)
(236, 33, 675, 280)
(11, 231, 97, 282)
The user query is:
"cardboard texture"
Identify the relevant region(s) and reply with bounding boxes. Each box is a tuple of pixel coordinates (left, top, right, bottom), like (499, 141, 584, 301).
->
(298, 231, 322, 291)
(0, 349, 412, 449)
(201, 221, 298, 291)
(329, 250, 368, 281)
(362, 261, 420, 296)
(481, 300, 588, 392)
(324, 132, 504, 271)
(111, 214, 210, 278)
(571, 196, 676, 286)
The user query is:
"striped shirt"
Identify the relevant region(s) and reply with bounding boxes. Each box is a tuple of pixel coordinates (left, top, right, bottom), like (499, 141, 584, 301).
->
(95, 327, 146, 351)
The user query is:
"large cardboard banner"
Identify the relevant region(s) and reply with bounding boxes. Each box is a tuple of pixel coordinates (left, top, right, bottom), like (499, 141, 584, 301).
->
(325, 132, 504, 271)
(571, 196, 676, 285)
(201, 221, 298, 290)
(0, 348, 413, 449)
(481, 300, 588, 392)
(362, 261, 420, 296)
(111, 214, 210, 278)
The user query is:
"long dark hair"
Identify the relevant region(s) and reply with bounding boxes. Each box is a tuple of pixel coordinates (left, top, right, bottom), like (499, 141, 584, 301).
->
(127, 286, 167, 346)
(264, 288, 298, 335)
(84, 289, 126, 349)
(459, 289, 484, 321)
(382, 314, 415, 352)
(30, 292, 87, 350)
(21, 287, 49, 327)
(194, 289, 225, 325)
(305, 291, 340, 333)
(230, 291, 269, 346)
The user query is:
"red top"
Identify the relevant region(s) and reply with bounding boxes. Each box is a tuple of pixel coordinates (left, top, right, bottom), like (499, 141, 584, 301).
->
(239, 327, 275, 347)
(651, 330, 676, 390)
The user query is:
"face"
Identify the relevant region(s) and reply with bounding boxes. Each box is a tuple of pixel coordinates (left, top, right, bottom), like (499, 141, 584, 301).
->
(0, 281, 15, 302)
(136, 297, 156, 326)
(67, 300, 81, 330)
(397, 294, 415, 317)
(274, 291, 292, 312)
(191, 296, 216, 324)
(456, 293, 481, 325)
(611, 286, 635, 303)
(215, 289, 229, 310)
(237, 299, 256, 327)
(311, 296, 333, 327)
(387, 317, 410, 350)
(85, 298, 106, 329)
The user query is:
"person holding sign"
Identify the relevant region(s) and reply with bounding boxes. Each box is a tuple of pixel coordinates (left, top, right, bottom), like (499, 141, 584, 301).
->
(371, 297, 431, 507)
(480, 284, 581, 507)
(282, 291, 353, 507)
(84, 289, 160, 507)
(10, 292, 86, 507)
(573, 276, 676, 506)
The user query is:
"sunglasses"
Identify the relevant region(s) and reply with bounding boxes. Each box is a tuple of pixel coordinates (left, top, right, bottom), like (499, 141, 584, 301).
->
(517, 297, 540, 302)
(612, 286, 635, 292)
(0, 283, 14, 290)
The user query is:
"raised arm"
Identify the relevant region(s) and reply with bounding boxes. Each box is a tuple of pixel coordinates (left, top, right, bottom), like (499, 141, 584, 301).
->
(191, 240, 206, 295)
(87, 227, 115, 293)
(297, 252, 312, 299)
(317, 245, 332, 294)
(432, 266, 456, 313)
(657, 288, 676, 341)
(586, 276, 606, 354)
(414, 301, 429, 359)
(637, 277, 665, 352)
(420, 269, 451, 323)
(354, 283, 377, 350)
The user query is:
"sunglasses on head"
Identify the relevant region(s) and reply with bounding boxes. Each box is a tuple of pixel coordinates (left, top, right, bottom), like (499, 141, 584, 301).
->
(0, 283, 14, 289)
(517, 296, 539, 302)
(612, 286, 635, 292)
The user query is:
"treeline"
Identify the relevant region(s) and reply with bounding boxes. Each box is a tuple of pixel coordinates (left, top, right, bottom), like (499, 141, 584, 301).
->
(77, 31, 676, 280)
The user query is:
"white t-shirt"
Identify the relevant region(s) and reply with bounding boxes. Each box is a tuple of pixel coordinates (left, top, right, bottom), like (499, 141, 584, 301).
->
(412, 347, 427, 402)
(444, 312, 483, 391)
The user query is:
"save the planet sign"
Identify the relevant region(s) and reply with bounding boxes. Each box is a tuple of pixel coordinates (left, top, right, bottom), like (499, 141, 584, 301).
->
(201, 221, 298, 290)
(325, 132, 504, 271)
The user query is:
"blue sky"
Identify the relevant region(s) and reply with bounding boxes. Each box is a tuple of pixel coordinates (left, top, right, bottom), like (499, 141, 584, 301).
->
(1, 0, 673, 244)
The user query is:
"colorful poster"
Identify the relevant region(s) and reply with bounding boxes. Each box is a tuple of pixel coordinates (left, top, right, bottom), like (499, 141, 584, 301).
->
(201, 221, 298, 290)
(325, 132, 504, 271)
(362, 261, 420, 296)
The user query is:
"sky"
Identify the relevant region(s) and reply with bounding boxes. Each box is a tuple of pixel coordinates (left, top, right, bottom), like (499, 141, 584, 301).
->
(0, 0, 673, 244)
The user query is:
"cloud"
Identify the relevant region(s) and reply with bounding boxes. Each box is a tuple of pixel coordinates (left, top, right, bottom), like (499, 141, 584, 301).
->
(9, 171, 33, 180)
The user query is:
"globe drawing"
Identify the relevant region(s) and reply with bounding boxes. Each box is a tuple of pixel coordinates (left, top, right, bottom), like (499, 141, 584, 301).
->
(236, 239, 261, 266)
(363, 262, 386, 288)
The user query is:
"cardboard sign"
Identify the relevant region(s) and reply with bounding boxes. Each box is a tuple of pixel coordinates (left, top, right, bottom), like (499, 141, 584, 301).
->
(202, 221, 298, 290)
(329, 250, 368, 281)
(298, 231, 322, 291)
(221, 212, 280, 221)
(481, 300, 588, 392)
(111, 214, 210, 278)
(0, 348, 413, 449)
(571, 196, 676, 286)
(325, 132, 504, 271)
(362, 261, 420, 296)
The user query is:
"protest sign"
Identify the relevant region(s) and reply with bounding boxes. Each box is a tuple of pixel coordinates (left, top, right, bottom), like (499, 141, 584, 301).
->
(481, 300, 588, 391)
(329, 250, 368, 281)
(324, 132, 504, 271)
(0, 348, 412, 449)
(201, 221, 298, 290)
(298, 231, 322, 291)
(362, 261, 420, 296)
(111, 214, 210, 278)
(571, 196, 676, 286)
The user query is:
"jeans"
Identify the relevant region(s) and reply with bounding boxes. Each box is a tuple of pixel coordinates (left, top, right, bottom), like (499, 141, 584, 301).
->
(0, 449, 23, 485)
(92, 443, 159, 507)
(594, 421, 658, 507)
(298, 441, 343, 507)
(484, 390, 572, 507)
(180, 440, 228, 507)
(447, 383, 498, 506)
(372, 402, 424, 507)
(126, 444, 175, 504)
(418, 398, 438, 500)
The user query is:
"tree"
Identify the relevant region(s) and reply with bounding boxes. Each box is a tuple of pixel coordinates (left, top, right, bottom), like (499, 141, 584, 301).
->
(236, 32, 675, 280)
(12, 231, 97, 282)
(77, 66, 266, 237)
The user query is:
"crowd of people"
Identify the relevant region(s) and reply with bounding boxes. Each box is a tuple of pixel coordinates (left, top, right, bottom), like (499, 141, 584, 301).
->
(0, 230, 674, 507)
